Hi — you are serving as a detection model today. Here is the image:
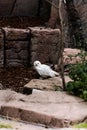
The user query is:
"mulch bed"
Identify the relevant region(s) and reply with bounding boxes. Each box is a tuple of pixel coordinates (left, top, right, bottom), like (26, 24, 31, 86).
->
(0, 67, 39, 93)
(0, 16, 47, 28)
(0, 16, 47, 93)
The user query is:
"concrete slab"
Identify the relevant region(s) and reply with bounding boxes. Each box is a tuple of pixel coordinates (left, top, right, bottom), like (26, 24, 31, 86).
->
(0, 90, 87, 128)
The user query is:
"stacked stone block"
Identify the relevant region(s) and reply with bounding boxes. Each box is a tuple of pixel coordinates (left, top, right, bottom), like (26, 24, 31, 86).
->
(2, 28, 30, 67)
(0, 27, 61, 67)
(30, 27, 61, 64)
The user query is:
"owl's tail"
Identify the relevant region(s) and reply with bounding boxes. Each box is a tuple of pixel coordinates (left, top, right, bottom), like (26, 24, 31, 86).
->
(54, 71, 59, 76)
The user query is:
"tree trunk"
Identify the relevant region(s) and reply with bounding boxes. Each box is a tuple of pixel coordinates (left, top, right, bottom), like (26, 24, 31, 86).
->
(58, 0, 65, 90)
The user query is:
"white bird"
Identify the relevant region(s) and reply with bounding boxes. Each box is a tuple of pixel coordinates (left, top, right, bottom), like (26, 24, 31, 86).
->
(34, 61, 59, 78)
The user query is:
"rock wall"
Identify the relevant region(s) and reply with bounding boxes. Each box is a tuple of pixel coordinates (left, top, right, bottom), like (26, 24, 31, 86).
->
(59, 0, 71, 48)
(0, 27, 61, 67)
(61, 0, 87, 49)
(48, 0, 71, 47)
(48, 0, 87, 50)
(0, 0, 14, 16)
(5, 28, 30, 67)
(30, 27, 61, 64)
(0, 0, 38, 16)
(48, 0, 60, 28)
(0, 0, 50, 17)
(12, 0, 39, 16)
(0, 29, 4, 67)
(73, 0, 87, 50)
(0, 0, 87, 51)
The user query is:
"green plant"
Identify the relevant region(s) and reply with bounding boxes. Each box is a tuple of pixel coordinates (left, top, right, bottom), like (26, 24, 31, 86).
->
(0, 123, 13, 128)
(53, 85, 62, 91)
(73, 122, 87, 128)
(66, 50, 87, 101)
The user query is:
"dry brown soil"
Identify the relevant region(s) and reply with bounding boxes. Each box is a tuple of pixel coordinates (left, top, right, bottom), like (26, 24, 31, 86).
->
(0, 16, 45, 93)
(0, 67, 39, 93)
(0, 17, 47, 28)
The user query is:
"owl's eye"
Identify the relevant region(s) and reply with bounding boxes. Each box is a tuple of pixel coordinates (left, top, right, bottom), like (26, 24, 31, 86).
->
(36, 63, 38, 66)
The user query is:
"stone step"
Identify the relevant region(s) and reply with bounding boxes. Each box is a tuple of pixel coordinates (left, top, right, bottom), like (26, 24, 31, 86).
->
(0, 90, 87, 128)
(24, 76, 72, 94)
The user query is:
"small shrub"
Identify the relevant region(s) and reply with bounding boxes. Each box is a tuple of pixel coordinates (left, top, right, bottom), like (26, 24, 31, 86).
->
(0, 123, 13, 128)
(73, 122, 87, 128)
(66, 50, 87, 101)
(53, 85, 62, 91)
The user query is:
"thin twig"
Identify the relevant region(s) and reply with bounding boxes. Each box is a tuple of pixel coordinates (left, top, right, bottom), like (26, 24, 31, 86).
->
(45, 0, 59, 9)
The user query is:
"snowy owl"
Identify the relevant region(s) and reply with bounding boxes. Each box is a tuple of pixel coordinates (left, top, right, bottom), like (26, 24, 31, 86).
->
(34, 61, 59, 78)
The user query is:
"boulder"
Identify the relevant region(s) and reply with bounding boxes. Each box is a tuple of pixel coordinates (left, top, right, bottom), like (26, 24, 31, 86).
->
(0, 90, 87, 128)
(63, 48, 87, 65)
(63, 48, 81, 65)
(24, 76, 72, 91)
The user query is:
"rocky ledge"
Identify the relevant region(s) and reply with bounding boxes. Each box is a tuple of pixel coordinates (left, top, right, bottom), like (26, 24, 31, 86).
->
(0, 88, 87, 128)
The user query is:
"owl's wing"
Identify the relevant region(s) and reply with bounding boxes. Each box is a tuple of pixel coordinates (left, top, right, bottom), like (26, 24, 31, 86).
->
(37, 64, 51, 77)
(41, 65, 59, 77)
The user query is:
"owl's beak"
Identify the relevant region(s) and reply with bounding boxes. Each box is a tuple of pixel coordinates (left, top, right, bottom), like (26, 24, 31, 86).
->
(35, 64, 38, 67)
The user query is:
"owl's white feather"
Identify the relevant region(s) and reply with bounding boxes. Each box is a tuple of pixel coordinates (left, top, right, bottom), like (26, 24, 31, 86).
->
(34, 61, 59, 78)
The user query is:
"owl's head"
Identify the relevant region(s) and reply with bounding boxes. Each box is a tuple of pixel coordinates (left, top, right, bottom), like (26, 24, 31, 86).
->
(33, 60, 41, 67)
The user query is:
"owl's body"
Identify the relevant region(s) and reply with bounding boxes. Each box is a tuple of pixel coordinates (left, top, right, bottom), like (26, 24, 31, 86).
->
(34, 61, 59, 78)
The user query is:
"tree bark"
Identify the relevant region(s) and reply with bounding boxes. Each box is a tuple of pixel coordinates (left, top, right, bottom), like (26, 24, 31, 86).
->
(58, 0, 65, 90)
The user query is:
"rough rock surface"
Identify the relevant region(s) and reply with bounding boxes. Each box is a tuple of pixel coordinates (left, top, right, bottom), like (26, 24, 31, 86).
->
(0, 29, 4, 67)
(0, 27, 61, 67)
(63, 48, 81, 65)
(0, 83, 3, 90)
(24, 76, 72, 91)
(49, 0, 87, 49)
(73, 0, 87, 48)
(63, 48, 87, 65)
(0, 0, 14, 16)
(0, 28, 30, 67)
(1, 27, 86, 68)
(0, 90, 87, 128)
(0, 0, 39, 16)
(30, 27, 61, 64)
(48, 0, 59, 28)
(4, 28, 29, 66)
(0, 0, 87, 50)
(0, 117, 87, 130)
(5, 27, 30, 40)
